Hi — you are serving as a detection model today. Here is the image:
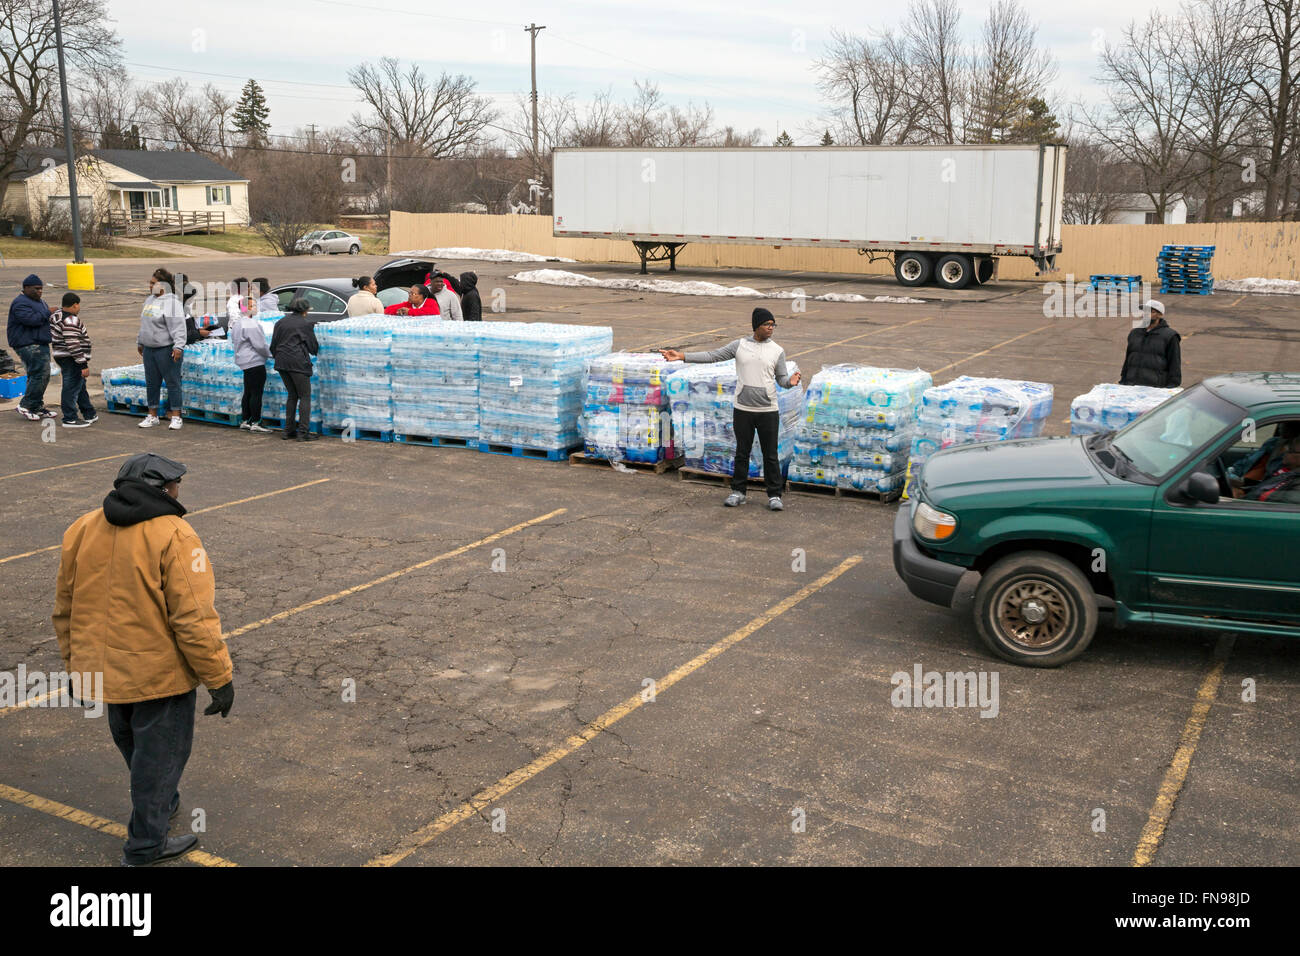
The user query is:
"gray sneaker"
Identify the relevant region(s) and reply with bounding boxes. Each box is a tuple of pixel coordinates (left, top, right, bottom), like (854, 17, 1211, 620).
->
(768, 497, 784, 511)
(724, 492, 746, 507)
(239, 420, 252, 430)
(248, 422, 272, 433)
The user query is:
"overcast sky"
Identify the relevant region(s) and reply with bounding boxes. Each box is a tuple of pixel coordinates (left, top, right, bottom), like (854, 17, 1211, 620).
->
(104, 0, 1187, 144)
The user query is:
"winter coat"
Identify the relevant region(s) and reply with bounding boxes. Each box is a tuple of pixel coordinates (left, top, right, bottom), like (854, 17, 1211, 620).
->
(1120, 320, 1182, 388)
(270, 312, 320, 375)
(53, 479, 232, 704)
(137, 293, 187, 351)
(433, 285, 463, 321)
(50, 308, 92, 366)
(229, 316, 272, 371)
(383, 298, 440, 317)
(460, 272, 482, 322)
(7, 292, 51, 349)
(346, 290, 384, 316)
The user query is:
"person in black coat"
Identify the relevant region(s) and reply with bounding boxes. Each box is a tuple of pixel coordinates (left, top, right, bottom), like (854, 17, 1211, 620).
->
(1120, 300, 1181, 388)
(269, 297, 320, 442)
(459, 271, 482, 322)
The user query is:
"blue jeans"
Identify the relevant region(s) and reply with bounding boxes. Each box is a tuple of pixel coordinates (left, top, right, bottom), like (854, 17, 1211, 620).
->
(107, 689, 195, 863)
(16, 343, 50, 412)
(56, 357, 95, 422)
(142, 345, 183, 414)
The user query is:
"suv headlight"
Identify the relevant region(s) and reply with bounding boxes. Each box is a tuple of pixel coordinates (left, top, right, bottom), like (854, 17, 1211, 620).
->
(913, 501, 957, 541)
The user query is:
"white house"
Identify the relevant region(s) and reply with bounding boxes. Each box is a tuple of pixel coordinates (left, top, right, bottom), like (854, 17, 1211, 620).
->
(1103, 193, 1188, 225)
(4, 149, 250, 229)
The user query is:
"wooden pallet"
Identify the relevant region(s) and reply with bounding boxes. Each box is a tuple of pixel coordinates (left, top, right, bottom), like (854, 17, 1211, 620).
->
(393, 433, 476, 448)
(677, 466, 775, 489)
(477, 441, 576, 462)
(106, 400, 148, 417)
(569, 451, 682, 473)
(183, 407, 242, 427)
(787, 478, 902, 503)
(259, 416, 323, 434)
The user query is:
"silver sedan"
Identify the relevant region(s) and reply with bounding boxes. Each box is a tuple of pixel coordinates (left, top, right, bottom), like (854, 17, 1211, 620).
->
(295, 230, 363, 255)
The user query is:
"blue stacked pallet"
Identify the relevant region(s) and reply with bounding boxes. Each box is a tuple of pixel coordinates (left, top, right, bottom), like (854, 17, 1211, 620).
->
(1157, 244, 1214, 295)
(1089, 274, 1143, 293)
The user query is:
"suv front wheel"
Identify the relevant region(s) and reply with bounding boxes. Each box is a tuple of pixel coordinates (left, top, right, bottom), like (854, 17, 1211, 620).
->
(973, 552, 1098, 667)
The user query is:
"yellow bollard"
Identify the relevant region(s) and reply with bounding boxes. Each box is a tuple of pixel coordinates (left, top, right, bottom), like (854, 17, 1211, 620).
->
(66, 262, 95, 291)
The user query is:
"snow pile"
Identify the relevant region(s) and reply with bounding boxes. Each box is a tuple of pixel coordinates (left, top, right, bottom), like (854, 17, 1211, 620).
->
(390, 247, 576, 263)
(509, 269, 926, 302)
(1214, 277, 1300, 295)
(510, 270, 763, 296)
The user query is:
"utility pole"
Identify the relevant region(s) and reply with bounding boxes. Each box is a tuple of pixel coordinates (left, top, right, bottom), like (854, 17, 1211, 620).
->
(306, 123, 318, 150)
(52, 0, 83, 264)
(386, 125, 393, 213)
(524, 22, 546, 200)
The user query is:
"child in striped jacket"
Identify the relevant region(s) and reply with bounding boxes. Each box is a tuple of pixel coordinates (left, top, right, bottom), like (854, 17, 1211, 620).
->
(50, 292, 97, 427)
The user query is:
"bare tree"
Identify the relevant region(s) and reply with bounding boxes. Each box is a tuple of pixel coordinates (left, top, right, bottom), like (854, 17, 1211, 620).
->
(138, 78, 232, 157)
(1086, 11, 1197, 220)
(0, 0, 121, 183)
(348, 58, 497, 158)
(1181, 0, 1258, 220)
(904, 0, 968, 143)
(967, 0, 1057, 143)
(566, 89, 620, 147)
(1061, 136, 1127, 223)
(1246, 0, 1300, 218)
(72, 73, 144, 147)
(814, 28, 919, 144)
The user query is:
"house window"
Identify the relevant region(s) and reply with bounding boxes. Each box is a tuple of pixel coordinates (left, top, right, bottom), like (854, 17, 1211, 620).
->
(161, 188, 171, 209)
(207, 185, 231, 205)
(1144, 212, 1159, 224)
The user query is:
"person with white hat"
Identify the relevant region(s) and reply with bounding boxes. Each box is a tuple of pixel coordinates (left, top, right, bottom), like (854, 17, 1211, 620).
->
(1120, 299, 1182, 389)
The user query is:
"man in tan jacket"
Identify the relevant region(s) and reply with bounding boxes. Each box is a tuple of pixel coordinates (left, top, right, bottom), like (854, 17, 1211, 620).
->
(54, 453, 234, 866)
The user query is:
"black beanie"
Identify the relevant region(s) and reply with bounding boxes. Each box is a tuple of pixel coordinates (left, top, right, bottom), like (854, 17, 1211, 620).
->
(752, 307, 774, 330)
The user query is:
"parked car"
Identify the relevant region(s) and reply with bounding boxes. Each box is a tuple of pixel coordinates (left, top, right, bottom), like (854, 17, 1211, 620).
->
(267, 260, 435, 322)
(295, 229, 363, 255)
(893, 373, 1300, 667)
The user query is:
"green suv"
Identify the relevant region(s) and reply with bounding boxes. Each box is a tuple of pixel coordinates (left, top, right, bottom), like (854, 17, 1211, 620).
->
(893, 373, 1300, 666)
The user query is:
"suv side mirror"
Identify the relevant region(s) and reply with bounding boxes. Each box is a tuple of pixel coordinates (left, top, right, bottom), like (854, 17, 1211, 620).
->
(1182, 471, 1221, 504)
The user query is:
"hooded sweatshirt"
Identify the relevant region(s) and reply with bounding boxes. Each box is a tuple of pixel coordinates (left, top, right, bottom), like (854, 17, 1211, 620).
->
(53, 478, 232, 704)
(460, 272, 482, 322)
(137, 292, 187, 350)
(433, 284, 463, 321)
(229, 316, 272, 371)
(684, 336, 794, 413)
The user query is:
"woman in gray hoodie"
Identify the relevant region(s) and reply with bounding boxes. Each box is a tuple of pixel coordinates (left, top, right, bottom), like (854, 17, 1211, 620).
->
(135, 267, 188, 430)
(228, 293, 273, 432)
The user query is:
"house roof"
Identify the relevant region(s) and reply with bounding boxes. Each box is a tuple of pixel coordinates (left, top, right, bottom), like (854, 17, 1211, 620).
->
(5, 147, 65, 181)
(108, 179, 160, 190)
(90, 149, 247, 183)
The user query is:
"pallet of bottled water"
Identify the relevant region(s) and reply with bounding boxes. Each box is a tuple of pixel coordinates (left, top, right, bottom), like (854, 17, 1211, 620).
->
(478, 322, 613, 453)
(909, 377, 1054, 476)
(102, 364, 166, 413)
(315, 316, 403, 438)
(1070, 383, 1181, 436)
(579, 352, 683, 463)
(665, 359, 802, 478)
(390, 322, 481, 441)
(789, 365, 931, 495)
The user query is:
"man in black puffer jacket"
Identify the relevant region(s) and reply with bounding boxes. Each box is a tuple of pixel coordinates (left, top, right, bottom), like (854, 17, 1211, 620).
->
(1120, 299, 1181, 388)
(459, 271, 482, 322)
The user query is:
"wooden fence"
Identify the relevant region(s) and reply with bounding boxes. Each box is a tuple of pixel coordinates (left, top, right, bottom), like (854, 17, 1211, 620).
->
(390, 212, 1300, 282)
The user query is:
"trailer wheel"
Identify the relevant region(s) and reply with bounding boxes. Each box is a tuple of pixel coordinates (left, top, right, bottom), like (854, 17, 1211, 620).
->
(894, 252, 932, 287)
(935, 254, 973, 290)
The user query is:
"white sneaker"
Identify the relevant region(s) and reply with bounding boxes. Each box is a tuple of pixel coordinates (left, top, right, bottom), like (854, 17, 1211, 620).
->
(168, 416, 183, 430)
(239, 420, 252, 430)
(768, 497, 784, 511)
(724, 492, 747, 507)
(248, 422, 272, 433)
(139, 414, 160, 428)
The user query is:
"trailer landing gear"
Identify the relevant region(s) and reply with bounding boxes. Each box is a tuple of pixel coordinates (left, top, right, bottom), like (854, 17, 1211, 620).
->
(633, 241, 685, 274)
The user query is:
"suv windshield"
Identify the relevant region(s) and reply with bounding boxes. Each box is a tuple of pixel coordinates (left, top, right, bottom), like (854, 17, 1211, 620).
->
(1109, 385, 1243, 480)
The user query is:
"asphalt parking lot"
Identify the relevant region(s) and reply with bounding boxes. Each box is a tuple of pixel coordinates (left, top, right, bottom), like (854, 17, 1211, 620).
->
(1, 252, 1297, 865)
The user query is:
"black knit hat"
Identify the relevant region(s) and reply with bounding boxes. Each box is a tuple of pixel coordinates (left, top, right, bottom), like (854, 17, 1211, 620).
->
(752, 307, 775, 330)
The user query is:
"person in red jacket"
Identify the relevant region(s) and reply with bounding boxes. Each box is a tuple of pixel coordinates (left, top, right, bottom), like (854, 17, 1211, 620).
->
(383, 284, 441, 317)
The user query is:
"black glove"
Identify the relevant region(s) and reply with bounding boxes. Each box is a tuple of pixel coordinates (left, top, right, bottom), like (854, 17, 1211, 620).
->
(203, 681, 234, 718)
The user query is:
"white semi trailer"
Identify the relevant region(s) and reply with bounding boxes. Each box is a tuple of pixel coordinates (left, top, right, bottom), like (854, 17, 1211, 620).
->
(551, 145, 1066, 289)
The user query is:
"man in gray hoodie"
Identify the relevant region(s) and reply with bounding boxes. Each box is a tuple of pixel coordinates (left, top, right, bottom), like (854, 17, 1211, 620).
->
(661, 307, 800, 510)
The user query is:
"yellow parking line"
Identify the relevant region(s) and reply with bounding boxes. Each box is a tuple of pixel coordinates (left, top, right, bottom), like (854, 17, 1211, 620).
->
(366, 553, 863, 866)
(0, 689, 61, 716)
(0, 782, 238, 867)
(932, 323, 1054, 375)
(225, 508, 567, 639)
(0, 453, 131, 481)
(0, 478, 332, 566)
(788, 316, 936, 359)
(1132, 634, 1235, 867)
